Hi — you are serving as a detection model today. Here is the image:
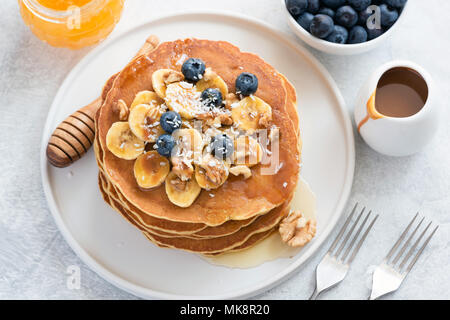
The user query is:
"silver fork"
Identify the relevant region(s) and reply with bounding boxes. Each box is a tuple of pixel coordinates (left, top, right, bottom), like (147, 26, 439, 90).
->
(369, 213, 439, 300)
(309, 203, 378, 300)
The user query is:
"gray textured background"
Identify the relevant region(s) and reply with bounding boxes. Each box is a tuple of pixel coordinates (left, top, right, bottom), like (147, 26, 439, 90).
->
(0, 0, 449, 299)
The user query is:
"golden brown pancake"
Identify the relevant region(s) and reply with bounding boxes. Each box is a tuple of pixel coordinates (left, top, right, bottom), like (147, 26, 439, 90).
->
(97, 39, 300, 226)
(99, 171, 290, 254)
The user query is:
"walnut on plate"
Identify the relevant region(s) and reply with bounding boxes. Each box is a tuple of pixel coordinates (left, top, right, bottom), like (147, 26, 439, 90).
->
(279, 210, 316, 247)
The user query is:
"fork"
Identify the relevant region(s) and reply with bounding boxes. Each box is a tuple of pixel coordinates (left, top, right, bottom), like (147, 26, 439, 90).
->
(309, 203, 378, 300)
(369, 213, 439, 300)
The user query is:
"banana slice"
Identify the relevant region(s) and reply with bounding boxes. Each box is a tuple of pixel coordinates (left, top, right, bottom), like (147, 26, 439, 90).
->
(196, 68, 229, 97)
(165, 171, 201, 208)
(128, 103, 165, 142)
(164, 82, 203, 119)
(152, 69, 184, 99)
(195, 154, 230, 190)
(171, 128, 204, 161)
(130, 91, 163, 110)
(134, 151, 170, 189)
(231, 96, 272, 131)
(106, 122, 144, 160)
(233, 135, 263, 167)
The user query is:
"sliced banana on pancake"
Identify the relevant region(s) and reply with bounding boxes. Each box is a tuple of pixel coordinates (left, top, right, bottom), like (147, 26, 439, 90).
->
(196, 68, 229, 97)
(164, 82, 204, 119)
(233, 135, 263, 167)
(134, 151, 170, 189)
(152, 69, 184, 99)
(195, 154, 230, 190)
(165, 171, 201, 208)
(171, 128, 204, 161)
(231, 96, 272, 131)
(106, 122, 145, 160)
(130, 90, 164, 110)
(128, 103, 165, 142)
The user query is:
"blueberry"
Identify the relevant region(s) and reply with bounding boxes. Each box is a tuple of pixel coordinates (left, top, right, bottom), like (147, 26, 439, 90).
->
(160, 111, 182, 134)
(201, 88, 223, 109)
(348, 25, 368, 43)
(359, 6, 373, 26)
(385, 0, 407, 8)
(367, 26, 384, 40)
(348, 0, 372, 11)
(379, 4, 399, 28)
(156, 134, 175, 157)
(181, 58, 206, 83)
(307, 0, 320, 14)
(236, 72, 258, 96)
(325, 25, 348, 44)
(321, 0, 346, 9)
(318, 7, 335, 19)
(335, 5, 358, 28)
(310, 14, 334, 39)
(296, 12, 315, 30)
(210, 134, 234, 160)
(286, 0, 308, 18)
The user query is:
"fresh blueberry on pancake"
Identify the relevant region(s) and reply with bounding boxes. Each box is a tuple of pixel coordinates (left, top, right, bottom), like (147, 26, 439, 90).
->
(210, 134, 234, 160)
(200, 88, 223, 109)
(235, 72, 258, 96)
(181, 58, 206, 83)
(156, 134, 175, 157)
(160, 111, 182, 133)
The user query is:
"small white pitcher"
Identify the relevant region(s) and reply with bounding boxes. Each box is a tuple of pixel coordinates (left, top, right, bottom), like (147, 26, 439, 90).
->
(354, 60, 439, 157)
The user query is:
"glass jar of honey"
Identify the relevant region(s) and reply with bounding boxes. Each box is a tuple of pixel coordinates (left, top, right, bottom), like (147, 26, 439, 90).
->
(19, 0, 125, 49)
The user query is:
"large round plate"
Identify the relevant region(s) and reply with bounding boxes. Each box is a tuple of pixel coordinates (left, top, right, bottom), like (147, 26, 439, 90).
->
(41, 11, 354, 299)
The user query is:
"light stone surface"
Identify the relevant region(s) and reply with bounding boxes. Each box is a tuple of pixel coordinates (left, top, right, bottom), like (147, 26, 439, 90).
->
(0, 0, 449, 300)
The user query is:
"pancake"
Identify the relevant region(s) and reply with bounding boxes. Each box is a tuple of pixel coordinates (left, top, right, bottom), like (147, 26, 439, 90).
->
(141, 200, 291, 254)
(97, 38, 300, 226)
(100, 169, 258, 238)
(99, 171, 290, 254)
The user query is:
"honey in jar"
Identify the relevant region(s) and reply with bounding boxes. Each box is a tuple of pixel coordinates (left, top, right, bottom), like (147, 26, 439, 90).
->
(19, 0, 125, 49)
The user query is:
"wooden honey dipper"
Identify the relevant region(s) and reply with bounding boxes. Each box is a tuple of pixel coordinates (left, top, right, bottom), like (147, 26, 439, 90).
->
(46, 35, 160, 168)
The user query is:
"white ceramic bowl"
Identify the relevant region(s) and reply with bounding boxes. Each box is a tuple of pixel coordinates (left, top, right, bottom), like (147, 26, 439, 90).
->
(282, 0, 410, 55)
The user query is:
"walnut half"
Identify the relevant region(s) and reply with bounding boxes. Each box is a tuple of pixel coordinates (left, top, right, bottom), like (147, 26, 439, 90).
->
(171, 156, 194, 181)
(279, 211, 316, 247)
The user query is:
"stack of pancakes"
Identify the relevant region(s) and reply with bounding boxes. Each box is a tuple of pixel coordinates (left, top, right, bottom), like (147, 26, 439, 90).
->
(94, 38, 301, 255)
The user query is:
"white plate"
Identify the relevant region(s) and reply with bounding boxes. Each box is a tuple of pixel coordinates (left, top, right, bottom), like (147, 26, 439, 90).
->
(41, 11, 354, 299)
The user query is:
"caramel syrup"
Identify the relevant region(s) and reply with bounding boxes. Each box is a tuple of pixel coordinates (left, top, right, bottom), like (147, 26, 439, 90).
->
(358, 67, 428, 131)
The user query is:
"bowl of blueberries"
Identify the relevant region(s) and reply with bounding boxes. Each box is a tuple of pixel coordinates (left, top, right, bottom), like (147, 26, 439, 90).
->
(283, 0, 408, 55)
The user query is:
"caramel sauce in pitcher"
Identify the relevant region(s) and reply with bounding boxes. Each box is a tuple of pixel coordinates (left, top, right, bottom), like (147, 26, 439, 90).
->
(357, 67, 428, 131)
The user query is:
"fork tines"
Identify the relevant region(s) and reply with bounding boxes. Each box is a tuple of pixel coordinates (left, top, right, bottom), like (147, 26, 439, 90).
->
(383, 213, 439, 274)
(328, 203, 379, 265)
